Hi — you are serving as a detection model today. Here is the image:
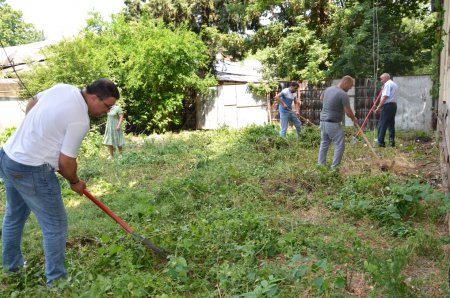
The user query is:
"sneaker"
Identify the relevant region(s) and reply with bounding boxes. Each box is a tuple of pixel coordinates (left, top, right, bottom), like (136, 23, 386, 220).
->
(47, 277, 71, 289)
(118, 155, 123, 159)
(107, 155, 113, 160)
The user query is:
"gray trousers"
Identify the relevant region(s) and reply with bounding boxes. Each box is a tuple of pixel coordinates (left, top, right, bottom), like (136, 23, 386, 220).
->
(318, 122, 345, 168)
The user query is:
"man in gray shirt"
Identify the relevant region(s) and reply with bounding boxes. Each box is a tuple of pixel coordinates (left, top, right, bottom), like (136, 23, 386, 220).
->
(318, 75, 358, 168)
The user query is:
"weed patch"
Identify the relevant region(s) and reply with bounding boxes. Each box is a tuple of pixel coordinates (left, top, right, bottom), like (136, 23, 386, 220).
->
(0, 126, 448, 297)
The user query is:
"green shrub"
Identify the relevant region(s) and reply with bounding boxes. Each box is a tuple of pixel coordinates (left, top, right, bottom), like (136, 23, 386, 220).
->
(0, 127, 16, 146)
(22, 16, 216, 133)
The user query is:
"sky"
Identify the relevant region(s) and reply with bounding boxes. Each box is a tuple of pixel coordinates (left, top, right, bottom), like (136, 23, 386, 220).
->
(6, 0, 126, 41)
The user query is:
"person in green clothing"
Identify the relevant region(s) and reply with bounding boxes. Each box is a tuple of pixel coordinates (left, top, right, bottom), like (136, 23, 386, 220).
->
(103, 104, 125, 159)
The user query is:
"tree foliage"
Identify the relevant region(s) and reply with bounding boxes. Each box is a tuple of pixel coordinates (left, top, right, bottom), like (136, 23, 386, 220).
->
(0, 0, 43, 46)
(259, 18, 330, 82)
(9, 0, 439, 133)
(324, 1, 435, 78)
(22, 15, 215, 133)
(124, 0, 260, 34)
(121, 0, 437, 81)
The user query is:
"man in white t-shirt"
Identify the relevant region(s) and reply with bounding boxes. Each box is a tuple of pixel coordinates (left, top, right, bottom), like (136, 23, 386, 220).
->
(0, 78, 119, 287)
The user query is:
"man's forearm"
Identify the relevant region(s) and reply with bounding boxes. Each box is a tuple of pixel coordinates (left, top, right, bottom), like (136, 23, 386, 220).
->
(278, 98, 289, 109)
(25, 96, 38, 114)
(57, 169, 79, 184)
(378, 96, 387, 108)
(344, 107, 358, 124)
(58, 155, 79, 184)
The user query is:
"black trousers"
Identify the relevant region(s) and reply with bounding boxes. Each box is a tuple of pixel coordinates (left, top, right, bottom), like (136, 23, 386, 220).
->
(377, 102, 397, 146)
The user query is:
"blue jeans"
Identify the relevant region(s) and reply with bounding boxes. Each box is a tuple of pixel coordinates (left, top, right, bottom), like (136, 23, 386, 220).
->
(279, 110, 302, 137)
(0, 149, 67, 286)
(377, 102, 397, 146)
(318, 122, 345, 168)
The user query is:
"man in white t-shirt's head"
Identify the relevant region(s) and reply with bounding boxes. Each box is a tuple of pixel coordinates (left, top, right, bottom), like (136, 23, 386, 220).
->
(82, 78, 120, 117)
(0, 78, 119, 287)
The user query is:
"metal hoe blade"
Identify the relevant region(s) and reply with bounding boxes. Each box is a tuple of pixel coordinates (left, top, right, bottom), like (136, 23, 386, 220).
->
(83, 189, 168, 259)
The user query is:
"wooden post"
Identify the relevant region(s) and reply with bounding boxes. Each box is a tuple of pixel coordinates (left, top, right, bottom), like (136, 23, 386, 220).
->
(267, 93, 272, 123)
(437, 116, 450, 234)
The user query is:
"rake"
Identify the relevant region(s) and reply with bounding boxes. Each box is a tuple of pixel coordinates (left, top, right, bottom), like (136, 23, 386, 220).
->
(83, 189, 168, 259)
(351, 88, 383, 145)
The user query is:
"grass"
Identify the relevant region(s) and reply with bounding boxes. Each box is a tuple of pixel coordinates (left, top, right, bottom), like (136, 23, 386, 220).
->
(0, 124, 449, 297)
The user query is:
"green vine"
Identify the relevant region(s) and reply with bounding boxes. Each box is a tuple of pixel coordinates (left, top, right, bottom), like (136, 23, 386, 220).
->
(430, 0, 445, 102)
(248, 81, 279, 98)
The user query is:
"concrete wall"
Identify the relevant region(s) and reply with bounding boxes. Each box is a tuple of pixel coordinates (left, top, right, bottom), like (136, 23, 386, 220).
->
(0, 79, 25, 134)
(0, 75, 435, 134)
(310, 76, 432, 131)
(395, 75, 432, 131)
(197, 83, 268, 129)
(338, 76, 432, 130)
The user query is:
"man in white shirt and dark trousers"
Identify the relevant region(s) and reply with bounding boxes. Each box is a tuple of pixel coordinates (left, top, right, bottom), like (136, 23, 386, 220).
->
(0, 79, 119, 287)
(375, 73, 398, 147)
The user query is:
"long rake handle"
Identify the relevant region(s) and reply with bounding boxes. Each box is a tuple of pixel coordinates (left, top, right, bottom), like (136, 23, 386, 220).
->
(83, 189, 134, 234)
(82, 189, 168, 259)
(355, 123, 379, 158)
(282, 107, 316, 126)
(356, 88, 383, 135)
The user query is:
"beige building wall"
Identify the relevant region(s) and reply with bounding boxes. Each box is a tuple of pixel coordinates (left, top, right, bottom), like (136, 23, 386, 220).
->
(0, 79, 26, 134)
(197, 83, 268, 129)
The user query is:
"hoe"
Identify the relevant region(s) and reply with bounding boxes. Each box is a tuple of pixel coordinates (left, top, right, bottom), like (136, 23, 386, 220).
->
(83, 189, 168, 259)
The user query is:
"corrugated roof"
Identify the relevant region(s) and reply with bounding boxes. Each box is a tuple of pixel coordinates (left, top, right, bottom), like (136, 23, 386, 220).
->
(0, 40, 52, 69)
(214, 59, 262, 83)
(1, 43, 264, 83)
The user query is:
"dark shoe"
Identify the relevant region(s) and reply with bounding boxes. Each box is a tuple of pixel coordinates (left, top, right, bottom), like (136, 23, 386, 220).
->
(377, 142, 385, 147)
(389, 142, 395, 147)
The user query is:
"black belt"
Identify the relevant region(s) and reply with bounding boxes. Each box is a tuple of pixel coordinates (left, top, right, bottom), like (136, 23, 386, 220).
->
(320, 120, 340, 123)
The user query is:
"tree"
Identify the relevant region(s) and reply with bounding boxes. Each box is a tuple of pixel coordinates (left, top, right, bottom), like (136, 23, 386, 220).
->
(22, 15, 215, 133)
(324, 1, 435, 78)
(124, 0, 260, 34)
(258, 17, 330, 82)
(0, 0, 43, 46)
(123, 0, 437, 79)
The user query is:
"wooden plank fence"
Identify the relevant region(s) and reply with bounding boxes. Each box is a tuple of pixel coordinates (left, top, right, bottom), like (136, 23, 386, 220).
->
(269, 79, 382, 129)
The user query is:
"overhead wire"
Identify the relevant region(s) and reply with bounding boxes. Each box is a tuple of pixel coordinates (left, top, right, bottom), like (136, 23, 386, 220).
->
(371, 0, 380, 132)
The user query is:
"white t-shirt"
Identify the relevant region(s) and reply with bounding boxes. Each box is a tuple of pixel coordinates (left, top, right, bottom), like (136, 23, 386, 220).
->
(278, 87, 297, 112)
(382, 79, 398, 104)
(3, 84, 90, 169)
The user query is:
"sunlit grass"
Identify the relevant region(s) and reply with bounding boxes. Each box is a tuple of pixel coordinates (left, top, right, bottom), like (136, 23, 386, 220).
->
(0, 126, 448, 297)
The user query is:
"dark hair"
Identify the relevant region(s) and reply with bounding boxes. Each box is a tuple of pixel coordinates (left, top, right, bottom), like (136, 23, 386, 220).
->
(86, 78, 120, 100)
(290, 81, 299, 88)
